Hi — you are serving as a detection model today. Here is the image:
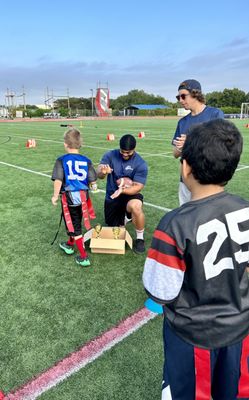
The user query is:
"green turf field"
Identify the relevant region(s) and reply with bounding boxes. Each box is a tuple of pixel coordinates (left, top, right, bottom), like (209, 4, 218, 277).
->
(0, 117, 248, 399)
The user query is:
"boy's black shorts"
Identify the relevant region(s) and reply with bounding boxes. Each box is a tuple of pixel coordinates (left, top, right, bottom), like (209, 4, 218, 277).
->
(63, 204, 82, 236)
(104, 193, 143, 226)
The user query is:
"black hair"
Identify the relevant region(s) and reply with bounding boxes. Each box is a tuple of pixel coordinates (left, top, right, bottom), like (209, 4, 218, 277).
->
(119, 134, 136, 150)
(181, 119, 243, 185)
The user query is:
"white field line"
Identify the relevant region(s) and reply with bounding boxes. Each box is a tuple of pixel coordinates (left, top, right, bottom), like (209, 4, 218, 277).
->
(2, 124, 168, 135)
(1, 152, 248, 397)
(0, 160, 247, 210)
(0, 161, 171, 213)
(236, 164, 249, 171)
(6, 308, 156, 400)
(0, 159, 162, 398)
(3, 135, 174, 159)
(142, 153, 172, 158)
(0, 162, 51, 178)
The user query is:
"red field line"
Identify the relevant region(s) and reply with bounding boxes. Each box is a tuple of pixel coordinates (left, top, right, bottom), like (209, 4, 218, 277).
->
(5, 307, 156, 400)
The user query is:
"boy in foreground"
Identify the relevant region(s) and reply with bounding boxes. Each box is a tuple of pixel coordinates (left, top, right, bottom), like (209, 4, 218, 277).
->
(51, 128, 97, 267)
(143, 119, 249, 400)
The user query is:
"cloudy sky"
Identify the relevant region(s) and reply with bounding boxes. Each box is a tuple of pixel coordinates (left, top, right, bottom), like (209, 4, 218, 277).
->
(1, 0, 249, 105)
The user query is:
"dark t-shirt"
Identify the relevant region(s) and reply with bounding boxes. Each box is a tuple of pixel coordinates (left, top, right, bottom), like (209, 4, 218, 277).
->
(143, 192, 249, 348)
(172, 106, 224, 142)
(100, 149, 148, 198)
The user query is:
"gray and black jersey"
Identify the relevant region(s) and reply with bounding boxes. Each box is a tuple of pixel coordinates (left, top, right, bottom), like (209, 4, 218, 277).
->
(143, 191, 249, 349)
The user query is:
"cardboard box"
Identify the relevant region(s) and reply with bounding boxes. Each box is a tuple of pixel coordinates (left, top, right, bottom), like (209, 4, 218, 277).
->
(84, 227, 133, 254)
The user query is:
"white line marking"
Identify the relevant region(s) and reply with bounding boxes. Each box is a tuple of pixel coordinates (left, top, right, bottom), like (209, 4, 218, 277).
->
(0, 161, 172, 212)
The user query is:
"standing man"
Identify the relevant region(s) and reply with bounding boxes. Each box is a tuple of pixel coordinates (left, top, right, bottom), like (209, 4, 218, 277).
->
(97, 134, 148, 254)
(172, 79, 224, 204)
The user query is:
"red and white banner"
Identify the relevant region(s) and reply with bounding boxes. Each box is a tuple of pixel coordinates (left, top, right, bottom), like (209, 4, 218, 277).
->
(95, 88, 110, 117)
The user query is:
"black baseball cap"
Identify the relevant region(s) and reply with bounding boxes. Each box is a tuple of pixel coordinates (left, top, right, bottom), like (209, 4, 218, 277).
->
(178, 79, 202, 92)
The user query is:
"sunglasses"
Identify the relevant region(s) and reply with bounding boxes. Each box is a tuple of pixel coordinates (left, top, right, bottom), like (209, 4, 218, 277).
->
(176, 93, 190, 101)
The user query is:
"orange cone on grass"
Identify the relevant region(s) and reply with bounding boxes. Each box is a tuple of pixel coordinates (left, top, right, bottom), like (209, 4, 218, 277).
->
(26, 139, 36, 148)
(107, 134, 115, 141)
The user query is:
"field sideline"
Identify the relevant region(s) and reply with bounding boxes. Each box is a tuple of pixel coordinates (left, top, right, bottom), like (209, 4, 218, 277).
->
(0, 117, 248, 399)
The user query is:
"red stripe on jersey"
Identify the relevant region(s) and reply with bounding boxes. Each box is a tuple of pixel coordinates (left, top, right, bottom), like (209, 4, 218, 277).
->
(148, 248, 186, 271)
(154, 230, 184, 255)
(237, 334, 249, 398)
(194, 348, 211, 400)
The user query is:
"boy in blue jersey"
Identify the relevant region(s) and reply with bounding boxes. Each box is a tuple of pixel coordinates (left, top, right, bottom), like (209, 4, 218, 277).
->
(51, 128, 97, 267)
(143, 119, 249, 400)
(97, 134, 148, 254)
(172, 79, 224, 205)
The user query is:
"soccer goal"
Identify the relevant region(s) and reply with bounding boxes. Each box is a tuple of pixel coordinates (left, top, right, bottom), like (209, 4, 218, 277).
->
(240, 103, 249, 119)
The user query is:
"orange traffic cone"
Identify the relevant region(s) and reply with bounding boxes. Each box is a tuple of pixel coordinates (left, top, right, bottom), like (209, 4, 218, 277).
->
(26, 139, 36, 148)
(107, 134, 115, 141)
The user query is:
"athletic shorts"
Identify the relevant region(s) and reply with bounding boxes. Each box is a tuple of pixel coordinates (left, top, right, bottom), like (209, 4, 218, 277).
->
(162, 318, 249, 400)
(104, 193, 143, 226)
(63, 204, 82, 236)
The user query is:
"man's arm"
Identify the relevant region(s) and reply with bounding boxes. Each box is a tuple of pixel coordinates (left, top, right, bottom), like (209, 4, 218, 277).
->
(110, 182, 144, 199)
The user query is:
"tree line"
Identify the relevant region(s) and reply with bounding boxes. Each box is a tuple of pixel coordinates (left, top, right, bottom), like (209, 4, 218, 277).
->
(13, 88, 249, 117)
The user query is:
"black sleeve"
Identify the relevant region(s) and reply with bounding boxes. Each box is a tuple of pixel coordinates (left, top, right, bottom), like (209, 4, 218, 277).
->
(51, 159, 64, 181)
(88, 162, 97, 183)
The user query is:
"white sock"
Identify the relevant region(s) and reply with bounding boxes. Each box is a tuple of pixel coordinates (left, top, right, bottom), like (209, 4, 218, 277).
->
(124, 215, 132, 225)
(136, 229, 144, 240)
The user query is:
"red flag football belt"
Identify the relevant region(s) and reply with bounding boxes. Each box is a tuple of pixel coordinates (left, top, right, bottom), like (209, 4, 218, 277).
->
(61, 191, 96, 232)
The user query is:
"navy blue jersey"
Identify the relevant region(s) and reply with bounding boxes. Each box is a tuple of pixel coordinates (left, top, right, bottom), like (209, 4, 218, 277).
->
(143, 192, 249, 348)
(100, 149, 148, 198)
(172, 106, 224, 142)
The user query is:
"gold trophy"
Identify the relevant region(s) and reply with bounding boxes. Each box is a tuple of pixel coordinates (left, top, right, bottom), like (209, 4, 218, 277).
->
(94, 223, 102, 239)
(112, 227, 120, 239)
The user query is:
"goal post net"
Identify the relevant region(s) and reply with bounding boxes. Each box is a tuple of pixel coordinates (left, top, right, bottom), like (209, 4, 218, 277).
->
(240, 103, 249, 119)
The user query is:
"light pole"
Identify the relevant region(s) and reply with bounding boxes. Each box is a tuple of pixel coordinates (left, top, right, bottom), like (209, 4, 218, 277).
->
(90, 89, 94, 116)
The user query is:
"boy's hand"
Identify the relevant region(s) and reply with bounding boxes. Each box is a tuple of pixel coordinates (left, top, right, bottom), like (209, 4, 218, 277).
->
(51, 195, 59, 206)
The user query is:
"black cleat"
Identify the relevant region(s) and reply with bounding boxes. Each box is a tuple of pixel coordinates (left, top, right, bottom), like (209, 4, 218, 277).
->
(133, 239, 145, 254)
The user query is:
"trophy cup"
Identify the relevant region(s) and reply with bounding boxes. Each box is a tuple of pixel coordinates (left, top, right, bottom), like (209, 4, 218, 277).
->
(112, 227, 120, 240)
(94, 224, 102, 239)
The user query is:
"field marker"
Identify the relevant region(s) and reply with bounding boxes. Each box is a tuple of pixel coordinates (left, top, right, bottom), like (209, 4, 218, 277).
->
(6, 308, 156, 399)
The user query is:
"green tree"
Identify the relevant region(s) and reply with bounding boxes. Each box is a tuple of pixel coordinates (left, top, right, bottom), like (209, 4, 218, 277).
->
(206, 88, 247, 108)
(110, 89, 170, 111)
